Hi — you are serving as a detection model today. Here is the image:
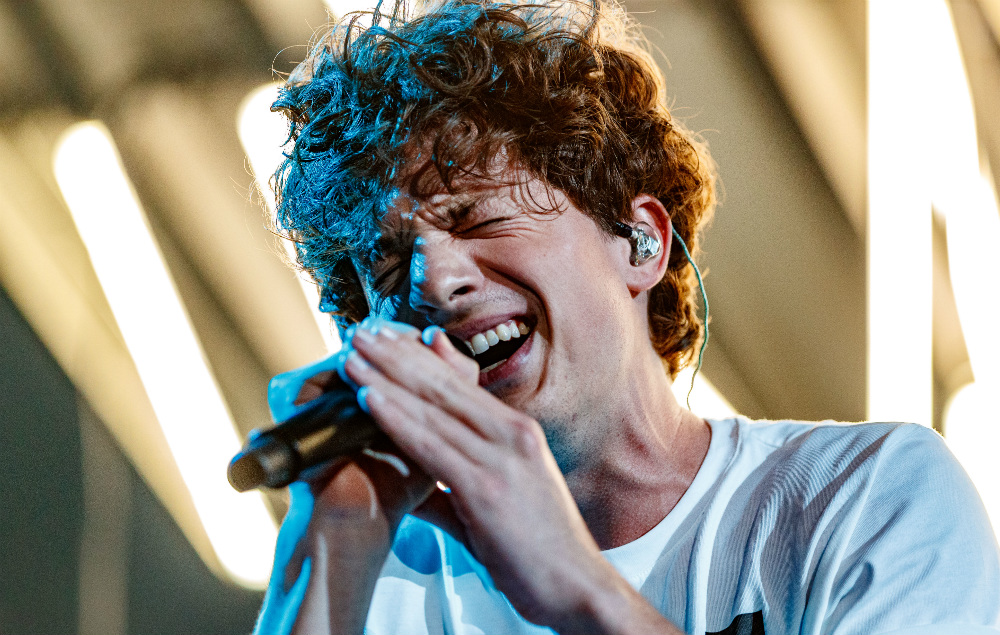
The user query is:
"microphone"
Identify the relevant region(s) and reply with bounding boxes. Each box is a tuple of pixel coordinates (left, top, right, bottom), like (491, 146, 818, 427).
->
(228, 333, 476, 492)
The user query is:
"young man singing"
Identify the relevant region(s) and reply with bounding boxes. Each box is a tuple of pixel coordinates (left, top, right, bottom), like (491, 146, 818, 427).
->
(253, 1, 1000, 633)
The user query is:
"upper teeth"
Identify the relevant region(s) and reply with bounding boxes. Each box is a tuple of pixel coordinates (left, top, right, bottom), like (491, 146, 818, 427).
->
(466, 320, 530, 355)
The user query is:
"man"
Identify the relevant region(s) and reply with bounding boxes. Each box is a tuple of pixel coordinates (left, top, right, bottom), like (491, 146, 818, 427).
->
(254, 1, 1000, 633)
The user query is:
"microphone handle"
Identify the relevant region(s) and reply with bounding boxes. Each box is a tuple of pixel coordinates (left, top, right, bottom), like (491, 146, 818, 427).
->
(228, 384, 383, 492)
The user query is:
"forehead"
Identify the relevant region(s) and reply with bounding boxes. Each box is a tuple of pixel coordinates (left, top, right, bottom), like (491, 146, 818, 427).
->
(377, 159, 563, 235)
(384, 180, 492, 232)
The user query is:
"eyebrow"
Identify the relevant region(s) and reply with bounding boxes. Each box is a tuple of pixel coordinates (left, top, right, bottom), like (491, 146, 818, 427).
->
(434, 192, 485, 225)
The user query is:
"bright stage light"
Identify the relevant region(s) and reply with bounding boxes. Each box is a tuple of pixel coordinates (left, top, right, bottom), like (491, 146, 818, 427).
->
(916, 0, 1000, 536)
(54, 121, 277, 588)
(866, 0, 935, 426)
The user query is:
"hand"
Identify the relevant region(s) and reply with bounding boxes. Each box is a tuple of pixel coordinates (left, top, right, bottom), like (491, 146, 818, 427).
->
(266, 321, 439, 528)
(343, 320, 633, 633)
(256, 323, 441, 635)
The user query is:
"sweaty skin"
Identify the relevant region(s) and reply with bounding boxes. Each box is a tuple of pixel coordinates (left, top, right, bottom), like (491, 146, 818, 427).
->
(256, 169, 710, 635)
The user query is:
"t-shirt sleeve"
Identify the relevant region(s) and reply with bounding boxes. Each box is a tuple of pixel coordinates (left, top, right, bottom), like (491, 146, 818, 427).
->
(819, 424, 1000, 635)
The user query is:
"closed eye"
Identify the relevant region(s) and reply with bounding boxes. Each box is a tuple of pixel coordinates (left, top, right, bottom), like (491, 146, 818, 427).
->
(459, 216, 514, 236)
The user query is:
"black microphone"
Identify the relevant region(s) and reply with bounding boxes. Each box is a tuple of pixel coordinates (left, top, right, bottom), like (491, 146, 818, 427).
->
(227, 333, 477, 492)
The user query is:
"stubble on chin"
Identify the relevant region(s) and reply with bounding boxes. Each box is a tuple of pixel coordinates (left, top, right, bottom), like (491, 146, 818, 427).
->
(539, 415, 585, 475)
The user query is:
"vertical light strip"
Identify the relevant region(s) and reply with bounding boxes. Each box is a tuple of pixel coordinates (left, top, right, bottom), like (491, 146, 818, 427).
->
(943, 177, 1000, 390)
(922, 0, 1000, 394)
(946, 383, 999, 531)
(54, 122, 276, 588)
(866, 0, 934, 426)
(924, 0, 1000, 535)
(238, 83, 340, 351)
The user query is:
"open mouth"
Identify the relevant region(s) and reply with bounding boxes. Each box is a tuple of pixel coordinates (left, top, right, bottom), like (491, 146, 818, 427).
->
(461, 319, 532, 372)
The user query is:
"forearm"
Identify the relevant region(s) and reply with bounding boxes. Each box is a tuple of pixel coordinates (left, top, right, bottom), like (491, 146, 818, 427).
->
(289, 511, 393, 635)
(255, 464, 404, 635)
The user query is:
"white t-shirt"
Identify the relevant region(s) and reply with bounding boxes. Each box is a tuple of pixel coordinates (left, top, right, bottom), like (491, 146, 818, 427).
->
(364, 418, 1000, 634)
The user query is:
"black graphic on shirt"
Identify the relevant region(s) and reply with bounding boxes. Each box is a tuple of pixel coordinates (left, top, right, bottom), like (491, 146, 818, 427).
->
(706, 610, 765, 635)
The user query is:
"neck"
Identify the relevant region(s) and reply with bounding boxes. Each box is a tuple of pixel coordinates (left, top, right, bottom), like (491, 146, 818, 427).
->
(559, 353, 711, 550)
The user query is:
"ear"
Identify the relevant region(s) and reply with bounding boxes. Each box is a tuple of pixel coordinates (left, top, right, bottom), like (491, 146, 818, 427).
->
(620, 194, 672, 296)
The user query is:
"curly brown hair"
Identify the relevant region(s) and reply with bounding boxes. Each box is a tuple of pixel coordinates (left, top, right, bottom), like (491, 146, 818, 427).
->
(271, 0, 716, 378)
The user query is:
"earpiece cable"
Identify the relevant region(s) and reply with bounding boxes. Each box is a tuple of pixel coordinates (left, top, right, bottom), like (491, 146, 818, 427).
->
(614, 221, 709, 410)
(671, 227, 709, 410)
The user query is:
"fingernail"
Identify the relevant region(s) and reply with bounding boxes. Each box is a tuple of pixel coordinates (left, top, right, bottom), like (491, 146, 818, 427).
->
(335, 350, 360, 391)
(362, 448, 411, 477)
(354, 327, 375, 343)
(357, 386, 381, 414)
(421, 325, 444, 346)
(344, 350, 369, 372)
(360, 318, 397, 340)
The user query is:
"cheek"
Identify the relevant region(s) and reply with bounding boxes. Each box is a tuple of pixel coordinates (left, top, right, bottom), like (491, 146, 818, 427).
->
(543, 246, 632, 354)
(546, 242, 624, 306)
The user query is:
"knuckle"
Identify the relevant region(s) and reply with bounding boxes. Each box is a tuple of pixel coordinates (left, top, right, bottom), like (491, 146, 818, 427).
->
(420, 363, 467, 405)
(507, 415, 544, 455)
(438, 368, 467, 396)
(506, 412, 537, 435)
(471, 472, 511, 502)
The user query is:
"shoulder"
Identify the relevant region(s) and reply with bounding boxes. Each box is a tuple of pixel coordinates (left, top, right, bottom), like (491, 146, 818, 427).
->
(825, 425, 1000, 632)
(764, 420, 984, 511)
(732, 420, 1000, 633)
(718, 419, 911, 499)
(729, 419, 992, 543)
(736, 417, 909, 454)
(733, 419, 947, 489)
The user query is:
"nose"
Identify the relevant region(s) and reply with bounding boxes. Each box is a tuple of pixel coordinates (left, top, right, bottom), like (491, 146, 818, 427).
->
(408, 235, 483, 315)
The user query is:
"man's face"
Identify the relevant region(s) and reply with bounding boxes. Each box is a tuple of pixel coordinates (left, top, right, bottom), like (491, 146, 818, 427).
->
(358, 165, 641, 466)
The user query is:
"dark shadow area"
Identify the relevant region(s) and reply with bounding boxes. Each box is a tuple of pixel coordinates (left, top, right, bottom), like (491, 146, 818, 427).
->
(0, 286, 264, 635)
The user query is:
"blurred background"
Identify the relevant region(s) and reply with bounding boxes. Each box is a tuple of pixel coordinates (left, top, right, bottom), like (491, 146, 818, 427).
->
(1, 0, 998, 632)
